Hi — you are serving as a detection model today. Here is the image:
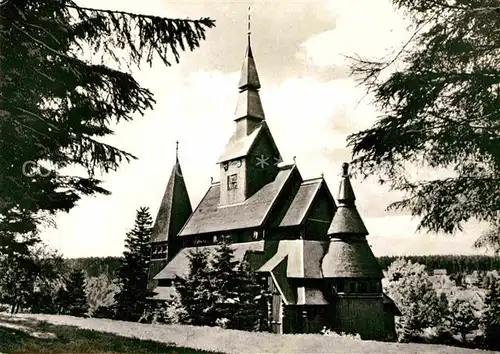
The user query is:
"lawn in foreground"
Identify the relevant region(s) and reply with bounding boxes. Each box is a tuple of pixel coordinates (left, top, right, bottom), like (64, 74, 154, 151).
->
(0, 317, 220, 354)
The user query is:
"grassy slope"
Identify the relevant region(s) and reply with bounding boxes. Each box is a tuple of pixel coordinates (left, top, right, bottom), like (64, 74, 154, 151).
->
(0, 315, 218, 354)
(7, 314, 498, 354)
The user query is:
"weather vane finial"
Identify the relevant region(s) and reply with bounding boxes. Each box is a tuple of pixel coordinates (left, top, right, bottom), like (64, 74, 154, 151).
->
(247, 5, 251, 38)
(175, 140, 179, 160)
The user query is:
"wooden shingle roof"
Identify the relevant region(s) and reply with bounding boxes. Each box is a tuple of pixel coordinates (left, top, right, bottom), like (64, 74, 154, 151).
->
(217, 121, 280, 163)
(279, 178, 326, 227)
(153, 241, 265, 280)
(217, 122, 262, 163)
(150, 286, 178, 301)
(151, 158, 192, 243)
(258, 240, 328, 279)
(321, 238, 383, 279)
(234, 89, 265, 121)
(178, 164, 296, 236)
(327, 163, 368, 236)
(238, 39, 260, 90)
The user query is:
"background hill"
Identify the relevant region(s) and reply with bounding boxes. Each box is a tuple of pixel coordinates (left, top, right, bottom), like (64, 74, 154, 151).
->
(63, 255, 500, 281)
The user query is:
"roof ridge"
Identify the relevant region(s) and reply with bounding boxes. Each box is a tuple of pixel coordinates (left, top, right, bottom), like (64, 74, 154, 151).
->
(301, 177, 323, 185)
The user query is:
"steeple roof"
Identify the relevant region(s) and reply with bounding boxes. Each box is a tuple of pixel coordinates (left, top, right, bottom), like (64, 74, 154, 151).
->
(327, 163, 368, 236)
(322, 162, 382, 279)
(151, 143, 193, 243)
(234, 17, 264, 121)
(238, 38, 261, 91)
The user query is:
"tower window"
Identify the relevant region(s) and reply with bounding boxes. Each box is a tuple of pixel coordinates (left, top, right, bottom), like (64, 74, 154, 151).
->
(227, 174, 238, 190)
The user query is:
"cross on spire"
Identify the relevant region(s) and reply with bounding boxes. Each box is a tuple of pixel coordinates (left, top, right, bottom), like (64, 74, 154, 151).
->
(175, 141, 179, 161)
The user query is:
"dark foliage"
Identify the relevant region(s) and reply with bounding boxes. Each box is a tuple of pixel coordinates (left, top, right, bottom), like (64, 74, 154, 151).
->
(174, 248, 217, 326)
(378, 255, 500, 274)
(114, 207, 153, 321)
(0, 0, 214, 237)
(58, 268, 88, 317)
(0, 233, 63, 313)
(483, 279, 500, 350)
(347, 0, 500, 252)
(174, 243, 269, 331)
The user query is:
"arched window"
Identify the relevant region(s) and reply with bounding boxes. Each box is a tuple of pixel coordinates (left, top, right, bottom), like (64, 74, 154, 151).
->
(253, 230, 259, 240)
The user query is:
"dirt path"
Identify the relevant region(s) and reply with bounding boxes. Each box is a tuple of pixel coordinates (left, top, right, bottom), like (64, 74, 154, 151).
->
(11, 314, 498, 354)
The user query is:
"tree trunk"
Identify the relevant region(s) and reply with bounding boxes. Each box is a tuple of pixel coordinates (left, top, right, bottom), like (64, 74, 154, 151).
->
(461, 331, 467, 344)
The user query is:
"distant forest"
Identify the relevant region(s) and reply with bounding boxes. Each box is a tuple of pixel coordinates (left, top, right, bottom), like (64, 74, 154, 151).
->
(65, 255, 500, 280)
(378, 255, 500, 275)
(65, 257, 121, 279)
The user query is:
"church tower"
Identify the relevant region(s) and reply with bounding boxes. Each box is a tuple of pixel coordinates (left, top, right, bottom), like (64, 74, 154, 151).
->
(149, 142, 192, 281)
(322, 163, 386, 339)
(217, 10, 282, 206)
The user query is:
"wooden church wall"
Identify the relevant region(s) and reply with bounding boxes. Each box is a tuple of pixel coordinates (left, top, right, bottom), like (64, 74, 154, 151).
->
(268, 276, 283, 334)
(334, 296, 386, 340)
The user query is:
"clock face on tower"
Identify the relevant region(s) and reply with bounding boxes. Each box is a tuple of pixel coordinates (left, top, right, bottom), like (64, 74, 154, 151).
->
(231, 159, 242, 168)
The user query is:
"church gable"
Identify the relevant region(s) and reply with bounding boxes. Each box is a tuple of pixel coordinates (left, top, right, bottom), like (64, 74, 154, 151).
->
(246, 122, 282, 199)
(178, 164, 296, 236)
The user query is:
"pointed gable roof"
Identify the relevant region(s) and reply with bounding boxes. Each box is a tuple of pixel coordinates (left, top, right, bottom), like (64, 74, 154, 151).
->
(279, 178, 336, 227)
(151, 154, 193, 243)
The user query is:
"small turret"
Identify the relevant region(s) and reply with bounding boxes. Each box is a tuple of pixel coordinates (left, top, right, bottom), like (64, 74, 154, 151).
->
(322, 162, 382, 279)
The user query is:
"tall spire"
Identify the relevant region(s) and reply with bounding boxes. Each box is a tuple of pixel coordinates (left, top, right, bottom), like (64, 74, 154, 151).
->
(235, 6, 264, 125)
(327, 163, 368, 236)
(150, 146, 193, 246)
(237, 6, 261, 91)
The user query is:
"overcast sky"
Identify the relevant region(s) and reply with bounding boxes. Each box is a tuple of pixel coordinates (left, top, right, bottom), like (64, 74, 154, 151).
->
(41, 0, 491, 258)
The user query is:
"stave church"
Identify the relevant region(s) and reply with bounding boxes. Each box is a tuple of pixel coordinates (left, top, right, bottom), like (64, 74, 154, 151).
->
(147, 24, 400, 341)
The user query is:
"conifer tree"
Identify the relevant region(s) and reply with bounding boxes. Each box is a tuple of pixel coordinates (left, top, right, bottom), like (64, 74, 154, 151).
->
(347, 0, 500, 252)
(0, 1, 214, 238)
(64, 268, 88, 317)
(114, 207, 153, 321)
(483, 280, 500, 350)
(211, 240, 238, 321)
(174, 248, 217, 326)
(232, 260, 269, 331)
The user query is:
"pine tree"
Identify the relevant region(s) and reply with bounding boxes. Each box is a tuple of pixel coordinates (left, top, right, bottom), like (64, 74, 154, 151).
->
(232, 260, 269, 331)
(346, 0, 500, 252)
(174, 248, 217, 326)
(114, 207, 153, 321)
(0, 1, 214, 238)
(483, 279, 500, 350)
(211, 241, 239, 322)
(64, 268, 88, 317)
